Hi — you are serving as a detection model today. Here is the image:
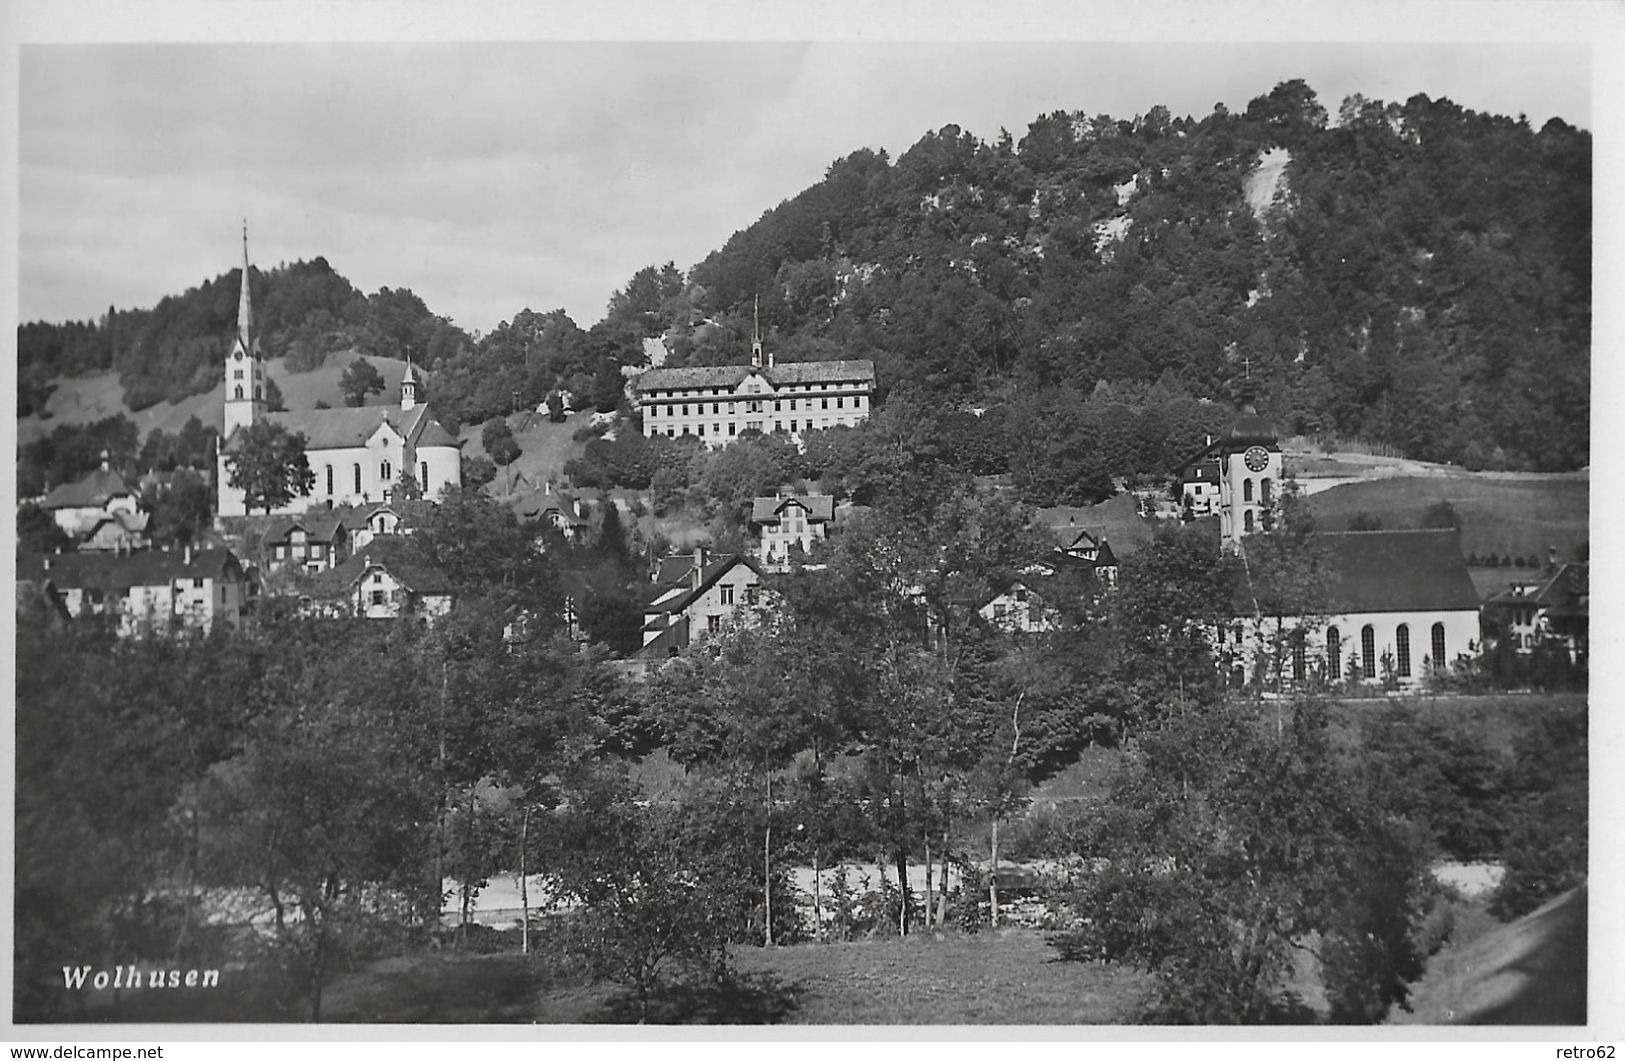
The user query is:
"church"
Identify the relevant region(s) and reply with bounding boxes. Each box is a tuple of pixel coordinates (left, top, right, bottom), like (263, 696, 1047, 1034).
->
(1191, 392, 1483, 689)
(215, 230, 462, 518)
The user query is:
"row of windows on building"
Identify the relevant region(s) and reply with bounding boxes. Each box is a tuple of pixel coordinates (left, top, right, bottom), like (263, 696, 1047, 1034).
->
(658, 418, 858, 439)
(1220, 621, 1450, 682)
(650, 395, 863, 417)
(319, 461, 429, 496)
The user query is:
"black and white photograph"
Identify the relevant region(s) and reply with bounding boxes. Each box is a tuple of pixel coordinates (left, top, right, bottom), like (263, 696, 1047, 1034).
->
(6, 0, 1613, 1046)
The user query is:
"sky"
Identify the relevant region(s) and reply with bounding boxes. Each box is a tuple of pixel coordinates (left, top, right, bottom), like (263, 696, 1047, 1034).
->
(9, 1, 1612, 337)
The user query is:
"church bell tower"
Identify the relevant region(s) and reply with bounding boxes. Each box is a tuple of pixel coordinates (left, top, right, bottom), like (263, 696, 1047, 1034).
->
(1218, 383, 1282, 550)
(223, 222, 265, 440)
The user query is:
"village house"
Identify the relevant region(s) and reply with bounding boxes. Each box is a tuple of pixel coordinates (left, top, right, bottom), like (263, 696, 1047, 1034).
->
(305, 537, 454, 622)
(259, 513, 348, 575)
(510, 482, 590, 542)
(633, 302, 874, 448)
(637, 548, 765, 657)
(79, 509, 152, 553)
(16, 546, 248, 637)
(41, 454, 140, 538)
(1481, 560, 1588, 664)
(216, 228, 462, 518)
(750, 493, 835, 570)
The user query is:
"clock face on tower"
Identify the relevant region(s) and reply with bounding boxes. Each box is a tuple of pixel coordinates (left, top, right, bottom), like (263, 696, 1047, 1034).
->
(1243, 445, 1270, 473)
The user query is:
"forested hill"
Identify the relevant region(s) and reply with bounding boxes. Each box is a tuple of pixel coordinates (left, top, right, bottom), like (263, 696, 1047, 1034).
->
(20, 80, 1590, 473)
(17, 256, 472, 419)
(669, 81, 1590, 472)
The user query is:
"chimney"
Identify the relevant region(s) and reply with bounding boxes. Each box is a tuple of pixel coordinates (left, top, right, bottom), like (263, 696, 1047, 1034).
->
(100, 449, 110, 472)
(184, 543, 193, 566)
(1548, 545, 1558, 570)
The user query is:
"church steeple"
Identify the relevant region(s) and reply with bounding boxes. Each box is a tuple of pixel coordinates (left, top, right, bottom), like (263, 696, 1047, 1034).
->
(235, 220, 256, 355)
(401, 358, 418, 411)
(224, 221, 265, 439)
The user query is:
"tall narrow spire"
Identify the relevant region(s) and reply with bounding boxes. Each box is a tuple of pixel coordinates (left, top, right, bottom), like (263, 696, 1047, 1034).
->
(237, 219, 255, 352)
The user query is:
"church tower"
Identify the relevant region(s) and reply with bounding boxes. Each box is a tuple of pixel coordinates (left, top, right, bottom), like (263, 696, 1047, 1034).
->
(223, 222, 265, 439)
(749, 295, 772, 369)
(1217, 384, 1282, 550)
(401, 360, 418, 411)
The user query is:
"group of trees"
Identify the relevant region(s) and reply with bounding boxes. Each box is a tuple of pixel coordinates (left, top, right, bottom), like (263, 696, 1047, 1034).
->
(22, 81, 1589, 480)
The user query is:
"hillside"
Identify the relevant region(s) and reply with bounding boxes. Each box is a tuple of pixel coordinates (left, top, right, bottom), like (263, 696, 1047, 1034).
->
(16, 354, 413, 445)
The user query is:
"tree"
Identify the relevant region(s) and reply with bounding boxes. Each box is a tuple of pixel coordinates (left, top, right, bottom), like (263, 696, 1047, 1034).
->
(481, 417, 522, 495)
(340, 357, 386, 407)
(225, 422, 315, 515)
(263, 374, 287, 413)
(1050, 696, 1429, 1024)
(16, 502, 71, 554)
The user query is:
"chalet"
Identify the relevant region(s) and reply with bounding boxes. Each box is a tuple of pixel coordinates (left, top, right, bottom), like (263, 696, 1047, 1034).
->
(339, 500, 433, 554)
(634, 303, 874, 448)
(16, 547, 247, 637)
(1482, 561, 1588, 664)
(638, 549, 765, 656)
(750, 493, 835, 570)
(511, 483, 589, 541)
(260, 513, 347, 574)
(307, 537, 454, 622)
(41, 456, 139, 538)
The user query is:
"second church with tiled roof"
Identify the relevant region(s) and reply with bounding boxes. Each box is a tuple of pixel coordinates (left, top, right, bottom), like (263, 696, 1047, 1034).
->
(215, 228, 463, 517)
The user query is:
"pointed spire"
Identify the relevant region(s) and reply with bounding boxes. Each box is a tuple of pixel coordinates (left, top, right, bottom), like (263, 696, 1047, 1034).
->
(237, 220, 255, 354)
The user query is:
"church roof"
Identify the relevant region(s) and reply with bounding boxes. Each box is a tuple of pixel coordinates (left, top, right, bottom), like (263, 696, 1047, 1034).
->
(1251, 529, 1481, 615)
(223, 404, 456, 453)
(635, 359, 875, 393)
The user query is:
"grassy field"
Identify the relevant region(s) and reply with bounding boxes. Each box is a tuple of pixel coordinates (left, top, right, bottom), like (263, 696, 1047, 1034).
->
(1302, 476, 1589, 562)
(19, 355, 415, 443)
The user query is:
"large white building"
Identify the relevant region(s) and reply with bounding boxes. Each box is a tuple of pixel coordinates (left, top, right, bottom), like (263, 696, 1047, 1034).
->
(633, 312, 875, 447)
(215, 229, 462, 517)
(1197, 390, 1482, 688)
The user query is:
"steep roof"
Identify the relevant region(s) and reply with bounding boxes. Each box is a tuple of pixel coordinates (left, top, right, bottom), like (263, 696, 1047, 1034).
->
(317, 536, 453, 597)
(643, 553, 762, 616)
(635, 359, 875, 393)
(1244, 529, 1481, 615)
(223, 404, 458, 453)
(17, 548, 242, 591)
(42, 467, 132, 510)
(1486, 563, 1588, 618)
(750, 494, 836, 524)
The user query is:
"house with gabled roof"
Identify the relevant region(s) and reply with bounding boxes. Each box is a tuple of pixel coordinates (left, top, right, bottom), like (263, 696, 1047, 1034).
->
(634, 300, 874, 448)
(41, 455, 140, 537)
(80, 509, 151, 553)
(305, 536, 454, 622)
(637, 548, 765, 656)
(215, 227, 461, 518)
(260, 512, 348, 574)
(1482, 561, 1588, 664)
(511, 483, 590, 541)
(750, 493, 835, 570)
(16, 547, 247, 637)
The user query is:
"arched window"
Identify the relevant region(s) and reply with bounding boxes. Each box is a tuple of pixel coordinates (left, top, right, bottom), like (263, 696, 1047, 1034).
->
(1261, 478, 1273, 504)
(1243, 478, 1254, 502)
(1327, 626, 1341, 676)
(420, 461, 428, 489)
(325, 465, 334, 495)
(1396, 623, 1411, 678)
(353, 463, 362, 495)
(234, 385, 244, 400)
(381, 461, 392, 481)
(1432, 623, 1447, 672)
(1361, 624, 1376, 679)
(255, 385, 262, 399)
(1292, 628, 1306, 682)
(1244, 510, 1255, 532)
